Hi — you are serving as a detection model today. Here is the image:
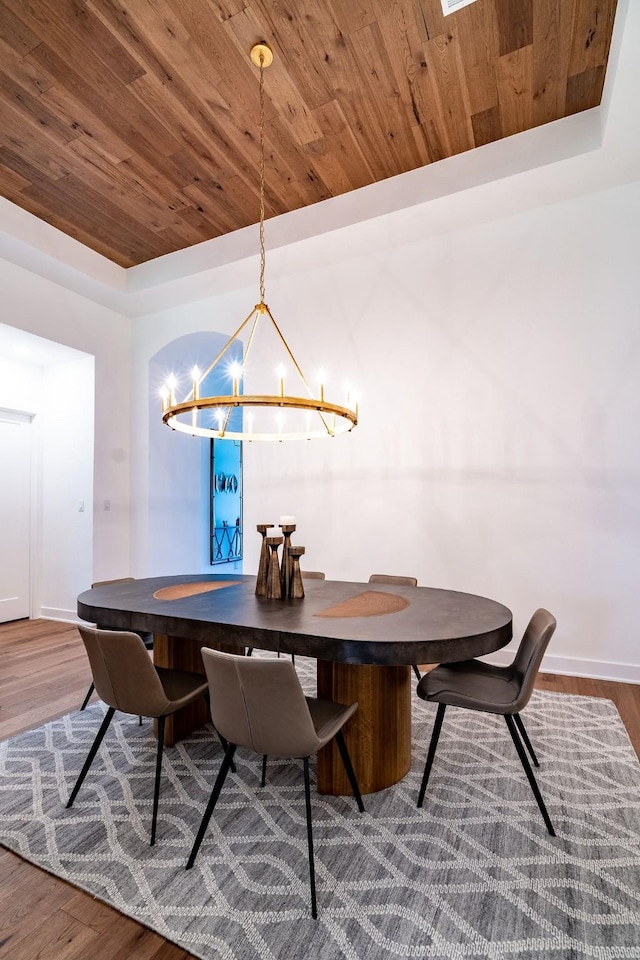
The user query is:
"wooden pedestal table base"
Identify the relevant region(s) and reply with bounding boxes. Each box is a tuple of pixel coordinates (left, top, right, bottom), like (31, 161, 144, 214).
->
(153, 633, 242, 747)
(316, 660, 412, 795)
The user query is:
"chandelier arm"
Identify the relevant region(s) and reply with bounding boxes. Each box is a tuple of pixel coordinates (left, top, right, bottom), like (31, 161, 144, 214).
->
(262, 303, 334, 434)
(220, 407, 232, 436)
(193, 306, 261, 396)
(242, 306, 263, 364)
(262, 304, 314, 397)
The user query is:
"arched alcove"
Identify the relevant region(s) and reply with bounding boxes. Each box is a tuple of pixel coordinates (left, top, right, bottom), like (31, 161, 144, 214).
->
(148, 331, 243, 576)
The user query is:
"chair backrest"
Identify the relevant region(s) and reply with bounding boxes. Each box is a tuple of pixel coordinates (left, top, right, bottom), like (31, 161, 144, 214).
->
(78, 625, 170, 718)
(368, 574, 418, 587)
(201, 648, 321, 758)
(511, 608, 557, 712)
(302, 571, 325, 580)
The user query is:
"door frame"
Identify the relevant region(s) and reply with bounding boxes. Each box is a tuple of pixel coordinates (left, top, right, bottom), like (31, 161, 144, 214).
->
(0, 406, 40, 620)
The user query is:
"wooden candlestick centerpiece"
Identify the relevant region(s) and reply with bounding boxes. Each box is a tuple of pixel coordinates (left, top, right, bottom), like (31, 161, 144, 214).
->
(265, 535, 284, 599)
(279, 523, 296, 598)
(288, 546, 305, 599)
(255, 524, 274, 596)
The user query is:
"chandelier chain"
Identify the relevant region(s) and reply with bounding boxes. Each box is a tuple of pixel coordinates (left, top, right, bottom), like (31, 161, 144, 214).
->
(259, 54, 266, 305)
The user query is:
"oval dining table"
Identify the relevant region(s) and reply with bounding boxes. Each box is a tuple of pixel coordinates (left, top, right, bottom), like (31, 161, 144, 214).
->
(77, 574, 512, 796)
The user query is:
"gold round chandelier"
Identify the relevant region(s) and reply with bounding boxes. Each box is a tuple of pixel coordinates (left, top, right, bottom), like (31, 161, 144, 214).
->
(161, 43, 358, 442)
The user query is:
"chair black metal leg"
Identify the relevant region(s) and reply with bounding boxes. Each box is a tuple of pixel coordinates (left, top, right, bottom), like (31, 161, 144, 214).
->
(514, 713, 539, 767)
(80, 681, 95, 711)
(334, 730, 365, 812)
(302, 757, 318, 919)
(246, 648, 254, 656)
(150, 715, 165, 846)
(186, 743, 236, 869)
(261, 754, 268, 787)
(417, 703, 446, 808)
(67, 706, 116, 807)
(215, 731, 236, 773)
(505, 714, 555, 836)
(412, 664, 422, 681)
(291, 654, 296, 666)
(139, 715, 143, 726)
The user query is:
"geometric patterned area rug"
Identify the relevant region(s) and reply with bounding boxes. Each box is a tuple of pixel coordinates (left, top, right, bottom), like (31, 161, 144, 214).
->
(1, 656, 640, 959)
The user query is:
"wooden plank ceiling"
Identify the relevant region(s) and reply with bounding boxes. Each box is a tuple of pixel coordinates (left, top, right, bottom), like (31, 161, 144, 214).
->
(0, 0, 618, 268)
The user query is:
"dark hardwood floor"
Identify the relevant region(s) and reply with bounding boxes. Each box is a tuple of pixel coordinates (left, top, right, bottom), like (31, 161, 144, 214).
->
(1, 618, 639, 959)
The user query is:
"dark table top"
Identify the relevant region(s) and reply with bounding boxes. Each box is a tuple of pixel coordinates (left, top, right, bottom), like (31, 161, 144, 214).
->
(77, 574, 513, 666)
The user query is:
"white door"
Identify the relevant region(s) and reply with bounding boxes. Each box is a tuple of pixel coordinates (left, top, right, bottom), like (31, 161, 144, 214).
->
(0, 412, 32, 622)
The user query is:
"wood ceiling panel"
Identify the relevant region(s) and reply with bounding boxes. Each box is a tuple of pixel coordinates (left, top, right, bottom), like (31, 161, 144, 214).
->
(496, 44, 534, 139)
(495, 0, 533, 57)
(531, 0, 573, 128)
(0, 0, 619, 267)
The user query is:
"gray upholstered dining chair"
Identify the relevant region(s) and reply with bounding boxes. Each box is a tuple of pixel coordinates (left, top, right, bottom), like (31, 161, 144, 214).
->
(416, 608, 557, 836)
(80, 577, 154, 713)
(186, 648, 365, 918)
(253, 570, 325, 783)
(368, 574, 422, 680)
(68, 626, 209, 845)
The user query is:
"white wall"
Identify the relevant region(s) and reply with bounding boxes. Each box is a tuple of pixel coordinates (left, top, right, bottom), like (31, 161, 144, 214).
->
(0, 259, 132, 593)
(130, 178, 640, 683)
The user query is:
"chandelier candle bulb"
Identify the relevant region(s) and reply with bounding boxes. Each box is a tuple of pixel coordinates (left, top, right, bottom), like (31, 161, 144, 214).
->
(230, 362, 241, 397)
(317, 370, 325, 403)
(166, 375, 177, 408)
(277, 363, 285, 398)
(191, 366, 200, 401)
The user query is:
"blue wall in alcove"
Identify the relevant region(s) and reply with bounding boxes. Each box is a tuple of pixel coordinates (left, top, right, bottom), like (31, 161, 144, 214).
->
(211, 439, 242, 563)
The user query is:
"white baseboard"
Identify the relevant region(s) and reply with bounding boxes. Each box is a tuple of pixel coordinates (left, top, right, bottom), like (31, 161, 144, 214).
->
(40, 607, 82, 625)
(482, 650, 640, 685)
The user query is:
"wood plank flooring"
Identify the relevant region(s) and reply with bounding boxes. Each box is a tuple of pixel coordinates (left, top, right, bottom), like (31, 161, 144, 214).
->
(1, 618, 639, 960)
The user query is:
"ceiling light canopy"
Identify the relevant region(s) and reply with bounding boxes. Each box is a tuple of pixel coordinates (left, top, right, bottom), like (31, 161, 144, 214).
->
(161, 43, 358, 442)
